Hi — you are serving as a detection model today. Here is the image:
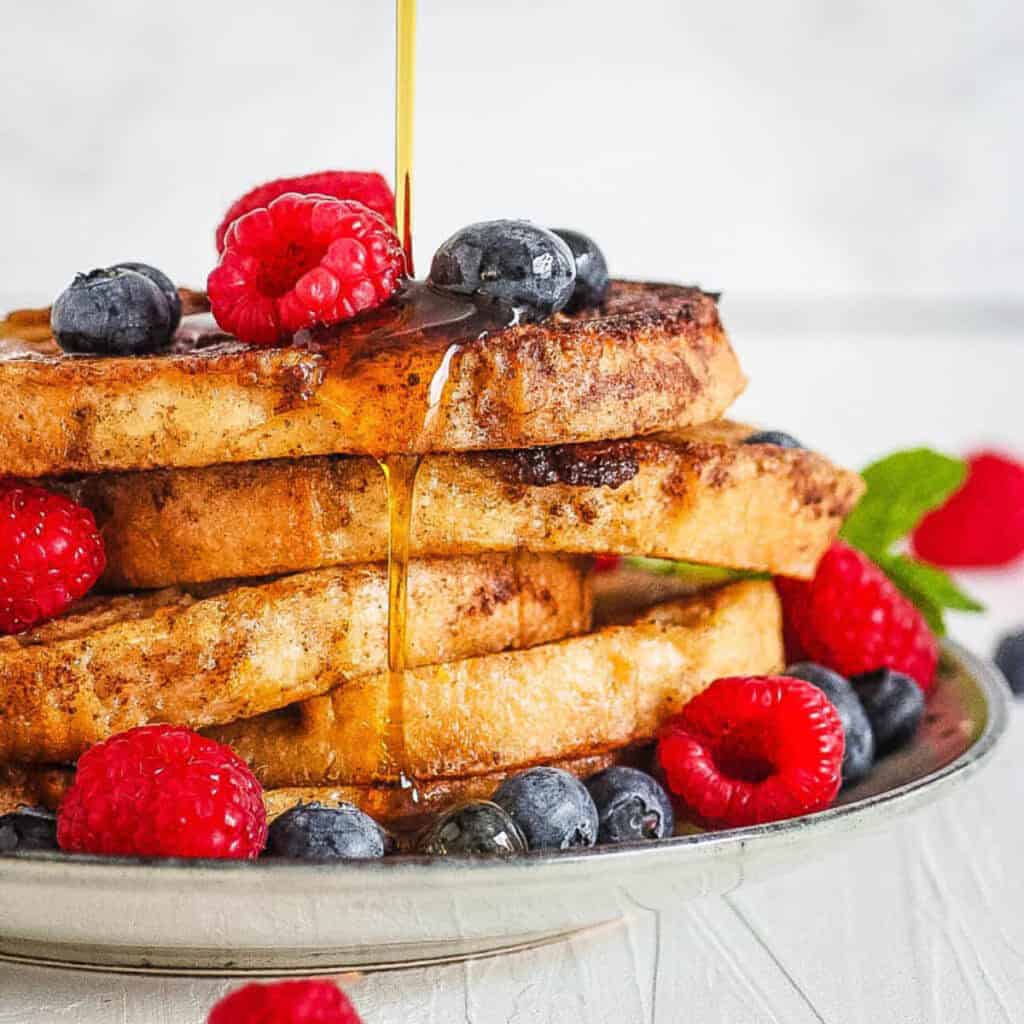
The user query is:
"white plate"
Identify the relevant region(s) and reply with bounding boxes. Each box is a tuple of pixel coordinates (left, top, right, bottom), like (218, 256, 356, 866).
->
(0, 640, 1009, 977)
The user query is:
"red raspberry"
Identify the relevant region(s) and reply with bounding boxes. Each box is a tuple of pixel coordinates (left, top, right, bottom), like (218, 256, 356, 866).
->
(215, 170, 394, 252)
(776, 541, 939, 691)
(208, 193, 406, 346)
(657, 676, 844, 829)
(208, 980, 362, 1024)
(57, 725, 267, 859)
(912, 451, 1024, 568)
(0, 478, 106, 634)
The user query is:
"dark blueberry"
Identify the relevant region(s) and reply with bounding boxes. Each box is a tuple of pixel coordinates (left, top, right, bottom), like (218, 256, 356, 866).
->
(114, 262, 182, 331)
(492, 766, 598, 851)
(416, 801, 527, 857)
(266, 802, 385, 860)
(585, 766, 674, 843)
(51, 267, 175, 355)
(743, 430, 804, 450)
(995, 629, 1024, 696)
(786, 662, 875, 786)
(551, 228, 609, 313)
(0, 807, 58, 853)
(851, 669, 925, 755)
(428, 220, 576, 323)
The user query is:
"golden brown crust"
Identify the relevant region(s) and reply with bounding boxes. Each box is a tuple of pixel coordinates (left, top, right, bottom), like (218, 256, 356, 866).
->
(0, 282, 745, 476)
(209, 580, 783, 788)
(0, 764, 71, 815)
(67, 421, 862, 589)
(0, 554, 591, 764)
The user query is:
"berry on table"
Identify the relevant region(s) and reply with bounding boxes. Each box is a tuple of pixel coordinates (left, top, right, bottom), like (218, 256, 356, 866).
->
(785, 662, 875, 787)
(585, 766, 675, 843)
(216, 169, 395, 251)
(208, 979, 362, 1024)
(492, 766, 598, 850)
(912, 451, 1024, 568)
(776, 542, 939, 691)
(208, 193, 406, 346)
(428, 220, 576, 323)
(266, 802, 385, 860)
(57, 725, 267, 859)
(51, 267, 176, 355)
(551, 228, 609, 312)
(0, 807, 58, 853)
(657, 675, 844, 830)
(995, 629, 1024, 696)
(850, 668, 925, 755)
(743, 430, 804, 449)
(0, 478, 106, 634)
(416, 801, 527, 857)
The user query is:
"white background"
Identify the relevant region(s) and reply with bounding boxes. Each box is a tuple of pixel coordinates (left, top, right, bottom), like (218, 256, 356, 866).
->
(2, 0, 1021, 307)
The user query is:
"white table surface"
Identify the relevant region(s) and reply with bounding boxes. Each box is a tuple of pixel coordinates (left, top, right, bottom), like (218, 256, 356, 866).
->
(1, 321, 1021, 1023)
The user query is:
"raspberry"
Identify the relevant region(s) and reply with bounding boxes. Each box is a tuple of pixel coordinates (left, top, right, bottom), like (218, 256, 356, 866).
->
(208, 193, 406, 346)
(657, 676, 844, 829)
(208, 980, 362, 1024)
(215, 170, 394, 252)
(912, 451, 1024, 568)
(57, 725, 267, 859)
(776, 542, 939, 691)
(0, 479, 106, 634)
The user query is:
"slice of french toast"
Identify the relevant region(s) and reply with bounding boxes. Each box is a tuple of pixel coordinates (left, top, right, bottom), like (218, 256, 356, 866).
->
(0, 554, 590, 764)
(65, 421, 863, 589)
(208, 580, 783, 788)
(0, 282, 744, 477)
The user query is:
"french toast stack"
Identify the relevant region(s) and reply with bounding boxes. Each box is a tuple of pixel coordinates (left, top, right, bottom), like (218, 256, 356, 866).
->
(0, 281, 863, 832)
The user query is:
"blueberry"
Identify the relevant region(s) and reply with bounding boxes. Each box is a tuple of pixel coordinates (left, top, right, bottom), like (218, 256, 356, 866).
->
(786, 662, 875, 786)
(743, 430, 804, 450)
(428, 220, 576, 323)
(995, 629, 1024, 696)
(114, 262, 182, 331)
(851, 669, 925, 755)
(492, 767, 598, 851)
(266, 802, 386, 860)
(0, 807, 58, 853)
(416, 801, 527, 857)
(51, 267, 175, 355)
(585, 766, 674, 843)
(551, 229, 609, 313)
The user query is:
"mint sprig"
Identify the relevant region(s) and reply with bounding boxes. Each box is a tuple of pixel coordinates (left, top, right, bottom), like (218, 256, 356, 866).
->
(840, 449, 966, 553)
(840, 448, 983, 635)
(624, 557, 763, 585)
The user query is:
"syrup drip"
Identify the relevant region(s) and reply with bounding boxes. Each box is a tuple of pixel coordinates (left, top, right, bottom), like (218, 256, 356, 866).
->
(377, 451, 420, 788)
(395, 0, 416, 272)
(380, 0, 419, 796)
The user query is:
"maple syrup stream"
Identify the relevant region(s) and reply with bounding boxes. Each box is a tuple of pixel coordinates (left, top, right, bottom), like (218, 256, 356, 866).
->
(378, 0, 421, 794)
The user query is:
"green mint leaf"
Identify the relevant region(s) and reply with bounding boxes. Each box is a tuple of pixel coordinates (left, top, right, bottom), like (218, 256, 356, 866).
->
(875, 553, 985, 637)
(840, 449, 966, 557)
(625, 558, 764, 584)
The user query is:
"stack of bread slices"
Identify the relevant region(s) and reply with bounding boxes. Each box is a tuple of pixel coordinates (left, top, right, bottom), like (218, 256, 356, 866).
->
(0, 281, 863, 832)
